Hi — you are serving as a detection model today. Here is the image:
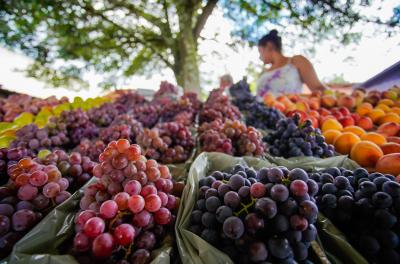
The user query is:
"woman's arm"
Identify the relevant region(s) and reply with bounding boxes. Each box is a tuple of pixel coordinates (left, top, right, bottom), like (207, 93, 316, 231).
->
(292, 55, 326, 92)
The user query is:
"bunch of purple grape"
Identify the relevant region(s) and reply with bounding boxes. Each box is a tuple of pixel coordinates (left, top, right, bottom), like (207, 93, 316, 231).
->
(48, 109, 98, 146)
(9, 124, 69, 152)
(87, 102, 126, 127)
(0, 157, 73, 258)
(136, 122, 195, 163)
(312, 167, 400, 263)
(71, 140, 178, 262)
(132, 103, 160, 128)
(264, 115, 335, 158)
(190, 165, 318, 263)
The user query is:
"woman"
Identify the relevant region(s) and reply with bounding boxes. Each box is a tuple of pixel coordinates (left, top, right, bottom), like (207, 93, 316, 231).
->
(257, 30, 325, 97)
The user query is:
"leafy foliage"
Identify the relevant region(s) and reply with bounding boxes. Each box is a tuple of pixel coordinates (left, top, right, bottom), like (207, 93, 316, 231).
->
(0, 0, 398, 90)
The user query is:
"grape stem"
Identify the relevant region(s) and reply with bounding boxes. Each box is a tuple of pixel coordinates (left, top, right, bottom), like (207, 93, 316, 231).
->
(234, 198, 256, 216)
(124, 243, 135, 259)
(108, 210, 131, 230)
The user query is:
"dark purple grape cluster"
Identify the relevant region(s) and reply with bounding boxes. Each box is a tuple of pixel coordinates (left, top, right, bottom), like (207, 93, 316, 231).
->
(71, 140, 177, 262)
(190, 165, 318, 263)
(264, 115, 335, 158)
(136, 122, 195, 164)
(0, 147, 34, 185)
(74, 139, 106, 163)
(87, 102, 126, 127)
(0, 157, 73, 258)
(10, 124, 69, 152)
(229, 80, 285, 130)
(312, 167, 400, 263)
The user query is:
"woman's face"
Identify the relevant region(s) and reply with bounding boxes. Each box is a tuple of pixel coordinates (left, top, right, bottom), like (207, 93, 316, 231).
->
(258, 43, 274, 64)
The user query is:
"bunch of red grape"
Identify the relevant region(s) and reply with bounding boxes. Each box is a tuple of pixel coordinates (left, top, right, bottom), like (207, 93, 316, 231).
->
(0, 147, 34, 185)
(99, 124, 131, 144)
(190, 165, 318, 263)
(87, 102, 127, 127)
(10, 124, 69, 152)
(0, 94, 68, 122)
(159, 98, 197, 126)
(199, 119, 265, 156)
(182, 92, 202, 112)
(113, 90, 146, 107)
(132, 103, 160, 128)
(312, 167, 400, 263)
(72, 139, 178, 261)
(199, 92, 242, 124)
(40, 150, 97, 188)
(153, 81, 180, 104)
(0, 157, 73, 257)
(111, 114, 144, 139)
(136, 122, 195, 163)
(74, 139, 107, 163)
(48, 109, 98, 146)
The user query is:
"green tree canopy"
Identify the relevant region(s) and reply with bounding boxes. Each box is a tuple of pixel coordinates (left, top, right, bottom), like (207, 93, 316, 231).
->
(0, 0, 398, 91)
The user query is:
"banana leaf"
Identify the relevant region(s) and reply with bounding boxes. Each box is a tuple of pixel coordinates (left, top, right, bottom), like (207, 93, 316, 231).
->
(317, 214, 368, 264)
(264, 154, 360, 171)
(1, 179, 173, 264)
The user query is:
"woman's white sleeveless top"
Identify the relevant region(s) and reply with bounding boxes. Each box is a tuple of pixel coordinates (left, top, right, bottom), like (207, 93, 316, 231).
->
(256, 58, 303, 97)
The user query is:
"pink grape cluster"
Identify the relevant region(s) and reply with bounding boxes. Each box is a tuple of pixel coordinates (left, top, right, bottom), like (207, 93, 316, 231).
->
(199, 89, 241, 124)
(199, 119, 265, 156)
(0, 157, 73, 257)
(73, 139, 177, 261)
(136, 122, 195, 163)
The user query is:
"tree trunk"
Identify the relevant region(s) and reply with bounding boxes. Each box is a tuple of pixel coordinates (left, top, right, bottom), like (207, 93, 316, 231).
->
(174, 35, 200, 93)
(173, 1, 201, 93)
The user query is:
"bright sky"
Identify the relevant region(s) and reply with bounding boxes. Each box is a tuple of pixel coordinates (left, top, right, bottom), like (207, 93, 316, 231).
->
(0, 3, 399, 99)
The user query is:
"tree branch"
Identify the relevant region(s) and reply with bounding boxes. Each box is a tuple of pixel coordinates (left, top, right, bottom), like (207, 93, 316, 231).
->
(318, 0, 396, 26)
(193, 0, 218, 39)
(110, 1, 167, 31)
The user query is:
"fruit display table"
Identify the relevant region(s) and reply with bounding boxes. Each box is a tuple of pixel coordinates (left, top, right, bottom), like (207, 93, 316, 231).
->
(0, 80, 399, 264)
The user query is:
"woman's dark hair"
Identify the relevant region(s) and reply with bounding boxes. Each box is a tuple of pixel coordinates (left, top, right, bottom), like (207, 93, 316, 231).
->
(258, 29, 282, 51)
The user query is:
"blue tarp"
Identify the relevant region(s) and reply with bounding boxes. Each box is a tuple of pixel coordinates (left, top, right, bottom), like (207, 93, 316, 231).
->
(356, 60, 400, 91)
